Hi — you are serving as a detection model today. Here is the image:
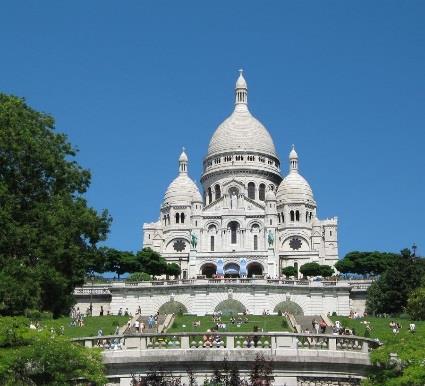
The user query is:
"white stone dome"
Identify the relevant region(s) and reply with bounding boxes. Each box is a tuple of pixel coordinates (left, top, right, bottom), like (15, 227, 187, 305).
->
(276, 172, 315, 204)
(163, 174, 202, 206)
(207, 108, 277, 158)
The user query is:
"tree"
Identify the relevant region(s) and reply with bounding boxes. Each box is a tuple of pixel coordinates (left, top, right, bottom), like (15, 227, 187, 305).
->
(319, 265, 334, 278)
(0, 94, 111, 316)
(0, 317, 106, 385)
(406, 287, 425, 320)
(281, 266, 297, 278)
(166, 263, 181, 278)
(100, 247, 138, 278)
(335, 251, 399, 276)
(366, 249, 425, 315)
(136, 247, 168, 276)
(299, 262, 321, 278)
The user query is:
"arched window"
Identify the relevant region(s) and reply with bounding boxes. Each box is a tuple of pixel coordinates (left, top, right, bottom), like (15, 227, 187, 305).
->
(295, 210, 300, 221)
(208, 187, 213, 204)
(259, 184, 266, 201)
(278, 213, 281, 223)
(210, 236, 215, 251)
(181, 213, 185, 224)
(175, 213, 180, 224)
(248, 182, 256, 200)
(290, 210, 295, 222)
(215, 185, 221, 200)
(254, 235, 258, 250)
(229, 221, 239, 244)
(305, 212, 308, 222)
(282, 213, 285, 223)
(310, 212, 312, 221)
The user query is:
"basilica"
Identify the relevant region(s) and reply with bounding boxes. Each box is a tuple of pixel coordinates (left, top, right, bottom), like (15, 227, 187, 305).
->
(143, 72, 338, 279)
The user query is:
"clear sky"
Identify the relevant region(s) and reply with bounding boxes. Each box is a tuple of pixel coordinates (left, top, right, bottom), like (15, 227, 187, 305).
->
(1, 1, 424, 257)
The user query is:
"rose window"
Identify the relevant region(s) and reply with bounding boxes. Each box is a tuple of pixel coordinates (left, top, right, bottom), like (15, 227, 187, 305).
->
(173, 239, 186, 252)
(289, 238, 302, 250)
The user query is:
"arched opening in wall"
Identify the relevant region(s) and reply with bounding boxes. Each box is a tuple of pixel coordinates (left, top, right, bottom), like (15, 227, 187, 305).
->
(207, 187, 213, 204)
(210, 235, 215, 251)
(215, 184, 221, 200)
(248, 182, 256, 200)
(181, 213, 185, 223)
(158, 300, 187, 315)
(247, 262, 263, 278)
(224, 263, 240, 278)
(295, 210, 300, 221)
(228, 221, 239, 244)
(259, 183, 266, 201)
(201, 263, 216, 278)
(290, 210, 294, 222)
(214, 299, 246, 316)
(167, 214, 170, 225)
(253, 235, 258, 251)
(175, 213, 180, 224)
(273, 300, 304, 316)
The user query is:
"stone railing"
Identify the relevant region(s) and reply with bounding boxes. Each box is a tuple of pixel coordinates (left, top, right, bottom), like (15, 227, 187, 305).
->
(73, 286, 111, 295)
(73, 279, 355, 295)
(73, 332, 379, 353)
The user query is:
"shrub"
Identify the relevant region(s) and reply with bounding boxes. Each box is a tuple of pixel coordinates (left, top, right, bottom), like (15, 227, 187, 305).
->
(126, 272, 151, 283)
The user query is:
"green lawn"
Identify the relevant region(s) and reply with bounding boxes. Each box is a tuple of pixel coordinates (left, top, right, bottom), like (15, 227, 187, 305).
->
(330, 316, 425, 344)
(39, 315, 129, 338)
(168, 315, 290, 333)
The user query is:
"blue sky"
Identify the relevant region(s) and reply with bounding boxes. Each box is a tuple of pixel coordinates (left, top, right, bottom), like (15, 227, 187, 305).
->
(1, 1, 424, 257)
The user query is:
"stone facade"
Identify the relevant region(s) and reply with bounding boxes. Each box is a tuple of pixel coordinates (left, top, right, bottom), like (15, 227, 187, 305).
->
(143, 72, 338, 280)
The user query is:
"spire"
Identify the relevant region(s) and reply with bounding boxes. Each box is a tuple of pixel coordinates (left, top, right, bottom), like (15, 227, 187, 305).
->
(179, 147, 188, 174)
(289, 144, 298, 173)
(235, 69, 248, 110)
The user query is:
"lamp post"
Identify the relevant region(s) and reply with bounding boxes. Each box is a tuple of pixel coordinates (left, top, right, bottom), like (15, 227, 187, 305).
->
(89, 270, 95, 317)
(412, 243, 417, 257)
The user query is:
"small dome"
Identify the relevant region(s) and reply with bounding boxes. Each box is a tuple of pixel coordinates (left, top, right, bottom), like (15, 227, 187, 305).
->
(265, 189, 276, 201)
(289, 145, 298, 159)
(236, 71, 247, 89)
(179, 149, 188, 162)
(276, 173, 315, 205)
(163, 174, 202, 206)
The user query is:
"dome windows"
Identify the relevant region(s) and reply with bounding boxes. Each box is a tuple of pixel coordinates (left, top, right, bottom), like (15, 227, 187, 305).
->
(248, 182, 256, 200)
(215, 185, 221, 200)
(259, 184, 266, 201)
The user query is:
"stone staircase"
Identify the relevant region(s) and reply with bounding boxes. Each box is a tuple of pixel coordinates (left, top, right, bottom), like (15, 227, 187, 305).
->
(122, 314, 167, 334)
(294, 315, 332, 334)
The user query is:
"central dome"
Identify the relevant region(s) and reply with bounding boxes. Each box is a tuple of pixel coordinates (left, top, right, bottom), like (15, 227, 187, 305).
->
(206, 72, 278, 159)
(207, 109, 277, 158)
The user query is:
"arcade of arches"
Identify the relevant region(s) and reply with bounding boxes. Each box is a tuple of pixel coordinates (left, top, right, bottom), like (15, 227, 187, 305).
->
(200, 262, 264, 278)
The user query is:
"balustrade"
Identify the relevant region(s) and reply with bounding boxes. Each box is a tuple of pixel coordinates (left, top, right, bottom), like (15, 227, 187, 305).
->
(73, 332, 376, 354)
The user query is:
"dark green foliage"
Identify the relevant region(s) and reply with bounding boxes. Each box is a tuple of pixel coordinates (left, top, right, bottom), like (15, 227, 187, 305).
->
(281, 266, 297, 278)
(299, 262, 321, 277)
(166, 262, 181, 278)
(0, 317, 106, 385)
(406, 287, 425, 320)
(0, 94, 111, 316)
(335, 251, 400, 275)
(126, 272, 151, 282)
(366, 249, 425, 315)
(319, 265, 334, 278)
